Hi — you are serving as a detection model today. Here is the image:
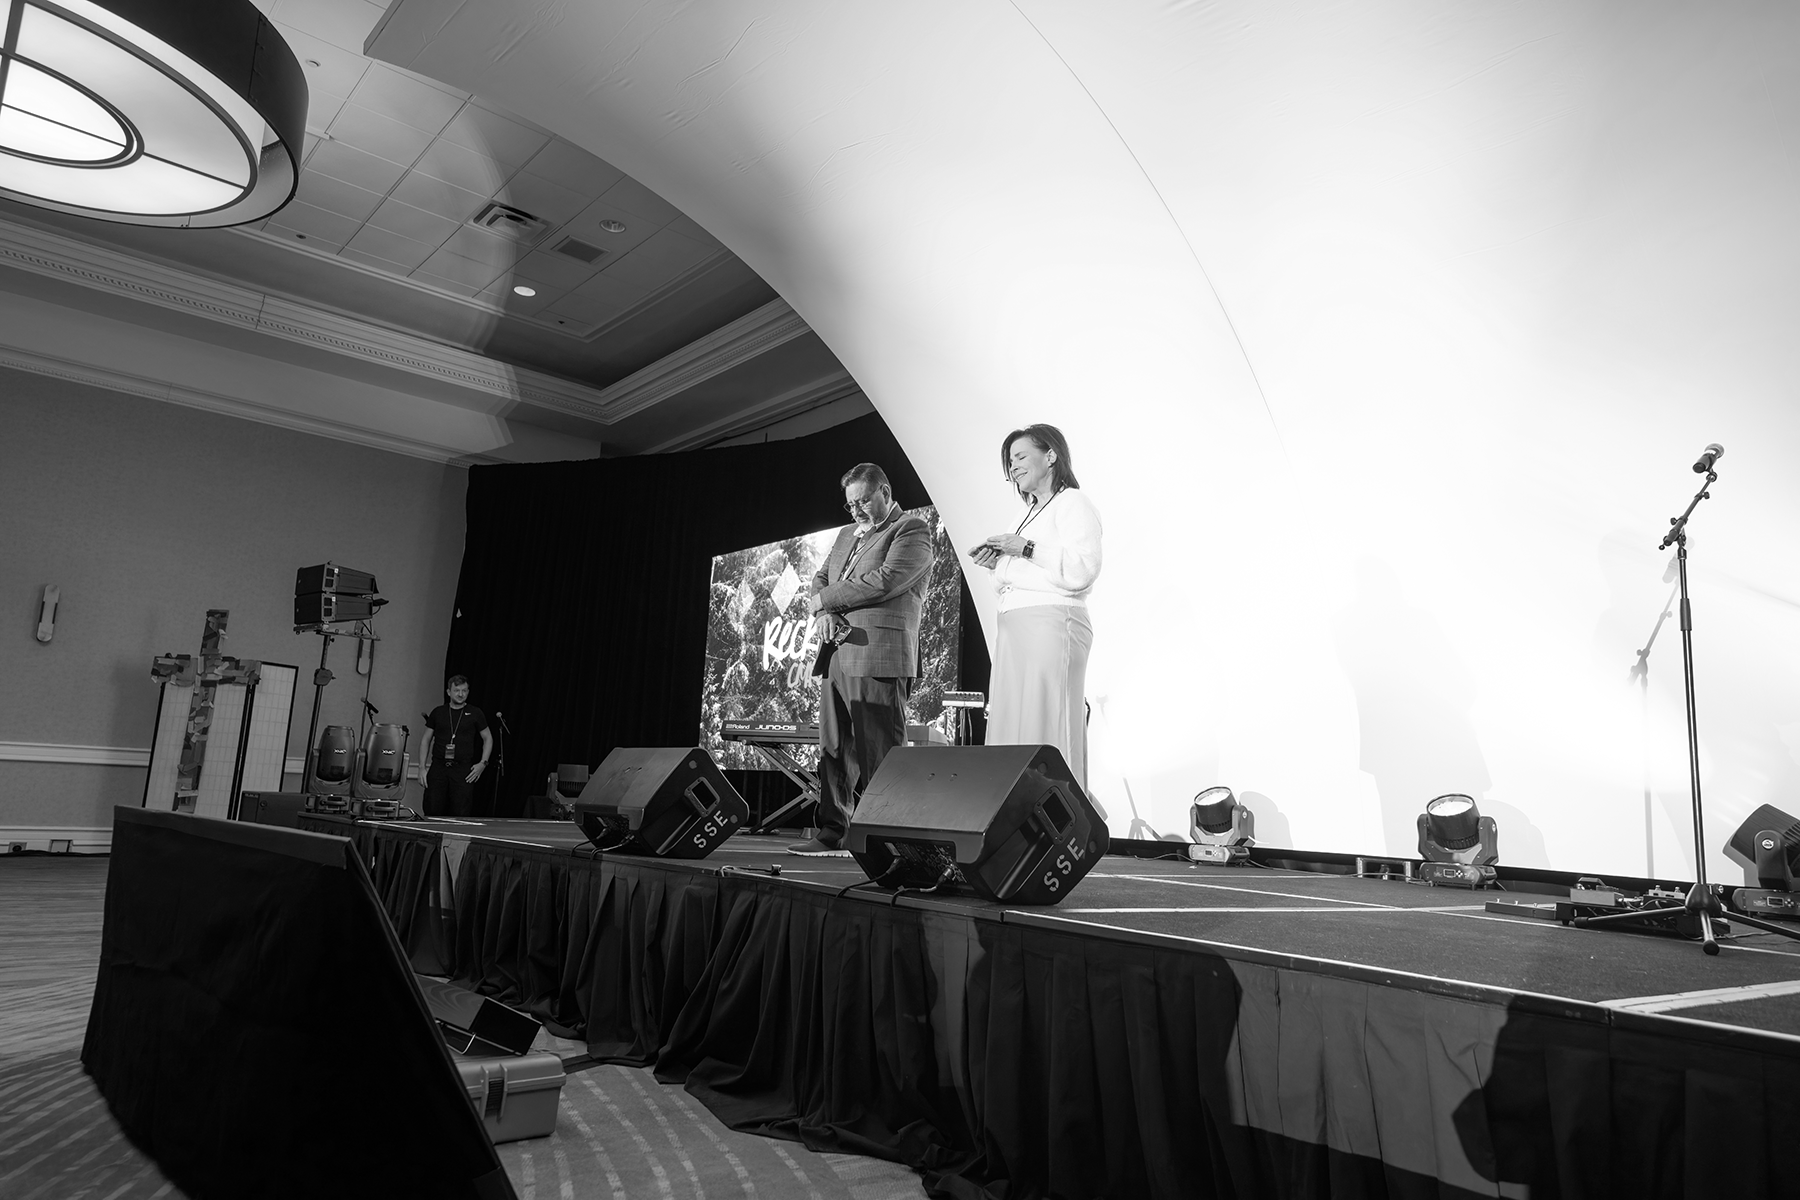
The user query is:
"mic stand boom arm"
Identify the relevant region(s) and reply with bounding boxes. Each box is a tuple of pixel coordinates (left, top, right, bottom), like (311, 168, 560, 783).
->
(1658, 470, 1712, 553)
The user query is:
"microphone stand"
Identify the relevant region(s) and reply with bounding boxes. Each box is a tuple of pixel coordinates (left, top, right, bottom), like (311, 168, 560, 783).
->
(1576, 457, 1800, 953)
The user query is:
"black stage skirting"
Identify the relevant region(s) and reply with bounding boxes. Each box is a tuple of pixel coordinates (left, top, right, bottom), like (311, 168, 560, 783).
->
(300, 816, 1800, 1199)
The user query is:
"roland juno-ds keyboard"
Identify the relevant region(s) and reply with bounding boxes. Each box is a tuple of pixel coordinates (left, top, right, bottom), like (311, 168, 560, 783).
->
(721, 721, 820, 744)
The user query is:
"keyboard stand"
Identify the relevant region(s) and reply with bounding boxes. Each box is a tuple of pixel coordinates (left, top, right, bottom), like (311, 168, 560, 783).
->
(733, 739, 821, 834)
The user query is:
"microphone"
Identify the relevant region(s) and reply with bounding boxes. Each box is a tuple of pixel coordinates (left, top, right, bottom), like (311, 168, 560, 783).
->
(495, 710, 511, 733)
(361, 698, 379, 715)
(1693, 443, 1724, 474)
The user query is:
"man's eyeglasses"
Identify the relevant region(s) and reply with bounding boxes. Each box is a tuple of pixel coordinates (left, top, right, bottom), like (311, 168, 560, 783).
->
(844, 495, 882, 515)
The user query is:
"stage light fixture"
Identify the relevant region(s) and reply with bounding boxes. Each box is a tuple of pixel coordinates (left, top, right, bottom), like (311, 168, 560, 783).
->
(1416, 793, 1498, 887)
(551, 763, 589, 799)
(306, 723, 355, 811)
(1724, 804, 1800, 918)
(1188, 786, 1254, 864)
(0, 0, 307, 227)
(352, 722, 409, 810)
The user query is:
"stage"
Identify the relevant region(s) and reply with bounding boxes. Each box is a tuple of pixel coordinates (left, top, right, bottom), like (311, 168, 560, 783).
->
(302, 814, 1800, 1198)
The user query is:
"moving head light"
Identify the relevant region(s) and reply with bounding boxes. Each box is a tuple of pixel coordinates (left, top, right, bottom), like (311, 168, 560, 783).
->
(1188, 786, 1254, 864)
(1417, 793, 1498, 888)
(1725, 804, 1800, 918)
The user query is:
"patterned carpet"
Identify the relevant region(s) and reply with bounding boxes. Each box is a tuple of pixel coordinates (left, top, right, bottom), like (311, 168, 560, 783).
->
(1, 1050, 927, 1200)
(0, 857, 927, 1200)
(0, 1051, 179, 1200)
(498, 1064, 926, 1200)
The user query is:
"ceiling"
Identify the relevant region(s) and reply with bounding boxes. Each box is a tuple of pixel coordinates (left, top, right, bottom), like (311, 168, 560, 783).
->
(0, 0, 870, 461)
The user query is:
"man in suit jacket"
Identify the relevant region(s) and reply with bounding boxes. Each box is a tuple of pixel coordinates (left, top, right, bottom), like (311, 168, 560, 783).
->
(789, 462, 935, 855)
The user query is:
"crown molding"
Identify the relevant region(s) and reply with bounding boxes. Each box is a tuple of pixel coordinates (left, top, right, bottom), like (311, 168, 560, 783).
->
(0, 344, 510, 464)
(594, 297, 813, 424)
(0, 215, 827, 443)
(647, 370, 862, 453)
(0, 215, 659, 425)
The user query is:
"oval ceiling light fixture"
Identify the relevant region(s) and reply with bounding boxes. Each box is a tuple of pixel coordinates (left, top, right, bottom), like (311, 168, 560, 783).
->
(0, 0, 307, 227)
(511, 284, 536, 297)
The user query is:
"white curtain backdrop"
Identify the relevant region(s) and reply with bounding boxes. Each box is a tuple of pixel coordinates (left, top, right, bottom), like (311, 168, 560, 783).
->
(370, 0, 1800, 879)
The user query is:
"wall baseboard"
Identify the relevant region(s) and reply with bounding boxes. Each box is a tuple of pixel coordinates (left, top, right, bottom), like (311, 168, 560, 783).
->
(0, 745, 421, 781)
(0, 741, 151, 767)
(1, 825, 113, 855)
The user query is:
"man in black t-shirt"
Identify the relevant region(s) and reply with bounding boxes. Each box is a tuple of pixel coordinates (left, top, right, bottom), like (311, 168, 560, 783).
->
(418, 675, 492, 817)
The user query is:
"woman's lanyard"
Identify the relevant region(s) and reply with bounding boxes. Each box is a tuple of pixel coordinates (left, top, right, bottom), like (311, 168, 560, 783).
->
(1015, 488, 1060, 536)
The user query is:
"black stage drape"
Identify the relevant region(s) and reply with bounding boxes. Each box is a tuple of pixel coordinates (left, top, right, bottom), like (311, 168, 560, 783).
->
(434, 839, 1800, 1200)
(300, 813, 458, 976)
(448, 412, 989, 815)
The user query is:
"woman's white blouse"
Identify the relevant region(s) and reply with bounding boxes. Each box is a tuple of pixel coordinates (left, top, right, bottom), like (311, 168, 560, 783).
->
(991, 489, 1103, 611)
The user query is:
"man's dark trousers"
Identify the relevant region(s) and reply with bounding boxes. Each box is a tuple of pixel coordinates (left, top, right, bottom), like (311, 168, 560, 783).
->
(816, 656, 909, 846)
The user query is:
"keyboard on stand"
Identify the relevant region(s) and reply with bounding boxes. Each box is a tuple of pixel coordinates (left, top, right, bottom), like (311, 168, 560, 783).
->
(721, 721, 821, 745)
(720, 721, 820, 833)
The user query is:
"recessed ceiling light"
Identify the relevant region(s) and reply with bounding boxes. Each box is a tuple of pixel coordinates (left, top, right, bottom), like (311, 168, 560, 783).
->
(304, 59, 320, 68)
(512, 285, 536, 297)
(0, 0, 307, 228)
(599, 219, 626, 234)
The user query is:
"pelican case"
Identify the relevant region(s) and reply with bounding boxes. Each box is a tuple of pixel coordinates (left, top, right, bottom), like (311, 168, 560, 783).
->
(453, 1051, 565, 1144)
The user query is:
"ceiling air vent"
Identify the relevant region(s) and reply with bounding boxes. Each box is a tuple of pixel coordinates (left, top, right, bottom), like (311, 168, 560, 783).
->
(553, 236, 605, 264)
(471, 202, 549, 242)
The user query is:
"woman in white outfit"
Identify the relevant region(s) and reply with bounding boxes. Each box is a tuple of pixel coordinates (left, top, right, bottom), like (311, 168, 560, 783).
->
(968, 424, 1103, 785)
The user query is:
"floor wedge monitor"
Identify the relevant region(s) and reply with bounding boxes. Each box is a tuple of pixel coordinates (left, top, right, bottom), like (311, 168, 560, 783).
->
(87, 808, 515, 1200)
(847, 744, 1108, 904)
(574, 747, 749, 858)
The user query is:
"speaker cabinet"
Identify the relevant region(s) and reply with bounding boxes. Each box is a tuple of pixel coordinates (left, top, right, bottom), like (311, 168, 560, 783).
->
(234, 791, 309, 827)
(294, 592, 378, 625)
(846, 744, 1108, 904)
(574, 747, 749, 858)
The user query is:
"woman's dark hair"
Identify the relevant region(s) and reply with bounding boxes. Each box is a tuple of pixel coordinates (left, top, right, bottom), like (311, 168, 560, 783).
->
(1000, 424, 1080, 499)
